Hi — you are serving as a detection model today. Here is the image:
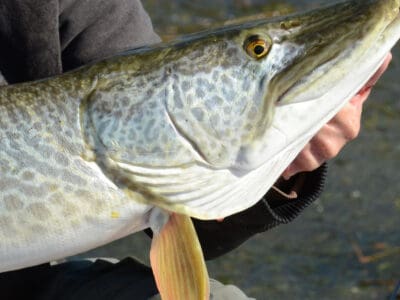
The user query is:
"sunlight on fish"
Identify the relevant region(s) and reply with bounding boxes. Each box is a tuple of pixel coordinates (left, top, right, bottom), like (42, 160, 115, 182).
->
(1, 0, 400, 299)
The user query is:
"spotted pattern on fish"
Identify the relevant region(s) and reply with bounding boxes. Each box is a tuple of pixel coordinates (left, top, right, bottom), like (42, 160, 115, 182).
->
(86, 38, 274, 170)
(0, 75, 150, 254)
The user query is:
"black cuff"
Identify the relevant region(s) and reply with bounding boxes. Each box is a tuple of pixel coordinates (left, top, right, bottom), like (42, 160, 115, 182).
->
(193, 163, 328, 260)
(262, 162, 327, 225)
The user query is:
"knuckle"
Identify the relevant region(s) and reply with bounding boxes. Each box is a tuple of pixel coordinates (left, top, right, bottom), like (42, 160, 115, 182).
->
(296, 150, 322, 172)
(324, 142, 341, 159)
(314, 136, 341, 160)
(346, 123, 361, 140)
(331, 106, 362, 141)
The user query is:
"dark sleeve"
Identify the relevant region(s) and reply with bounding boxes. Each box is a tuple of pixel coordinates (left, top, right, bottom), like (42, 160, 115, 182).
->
(0, 0, 160, 84)
(195, 164, 327, 260)
(0, 258, 158, 300)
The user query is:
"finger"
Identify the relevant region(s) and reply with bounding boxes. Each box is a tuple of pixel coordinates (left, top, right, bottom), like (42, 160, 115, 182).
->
(283, 115, 357, 179)
(309, 123, 348, 161)
(282, 124, 348, 179)
(282, 144, 318, 179)
(350, 85, 372, 108)
(328, 101, 362, 141)
(282, 146, 324, 179)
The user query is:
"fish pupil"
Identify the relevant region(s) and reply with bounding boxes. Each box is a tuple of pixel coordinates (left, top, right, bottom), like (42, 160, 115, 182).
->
(254, 45, 265, 55)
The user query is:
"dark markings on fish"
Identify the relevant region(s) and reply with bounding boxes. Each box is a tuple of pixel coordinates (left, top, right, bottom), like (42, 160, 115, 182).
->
(3, 194, 24, 211)
(27, 202, 51, 220)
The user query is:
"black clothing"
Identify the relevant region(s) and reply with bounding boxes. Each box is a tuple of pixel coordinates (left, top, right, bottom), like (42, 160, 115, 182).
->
(0, 258, 158, 300)
(0, 0, 327, 298)
(195, 164, 327, 259)
(0, 0, 160, 83)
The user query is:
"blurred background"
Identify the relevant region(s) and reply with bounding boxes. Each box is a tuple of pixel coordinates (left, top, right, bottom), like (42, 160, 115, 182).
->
(79, 1, 400, 299)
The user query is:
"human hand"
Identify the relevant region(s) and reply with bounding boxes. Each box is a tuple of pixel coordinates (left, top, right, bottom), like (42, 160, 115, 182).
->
(282, 53, 393, 180)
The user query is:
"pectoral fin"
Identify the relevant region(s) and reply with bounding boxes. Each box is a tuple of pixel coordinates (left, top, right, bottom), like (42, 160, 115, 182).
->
(150, 213, 210, 300)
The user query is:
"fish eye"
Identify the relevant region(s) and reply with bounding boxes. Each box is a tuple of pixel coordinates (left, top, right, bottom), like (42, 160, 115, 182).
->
(244, 35, 272, 59)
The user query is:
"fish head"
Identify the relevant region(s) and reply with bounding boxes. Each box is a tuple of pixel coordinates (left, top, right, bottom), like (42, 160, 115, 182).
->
(163, 0, 400, 174)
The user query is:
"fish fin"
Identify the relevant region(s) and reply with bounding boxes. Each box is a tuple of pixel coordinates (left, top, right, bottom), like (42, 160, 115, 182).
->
(150, 213, 210, 300)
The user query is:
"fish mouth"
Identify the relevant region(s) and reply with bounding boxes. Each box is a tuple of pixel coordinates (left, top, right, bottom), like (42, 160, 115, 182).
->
(270, 0, 400, 107)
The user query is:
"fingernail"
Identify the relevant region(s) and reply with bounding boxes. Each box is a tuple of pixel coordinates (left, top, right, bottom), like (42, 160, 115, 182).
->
(282, 168, 294, 180)
(282, 174, 291, 180)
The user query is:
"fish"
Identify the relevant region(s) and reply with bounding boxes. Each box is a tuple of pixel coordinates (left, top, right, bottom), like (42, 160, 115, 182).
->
(1, 0, 400, 299)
